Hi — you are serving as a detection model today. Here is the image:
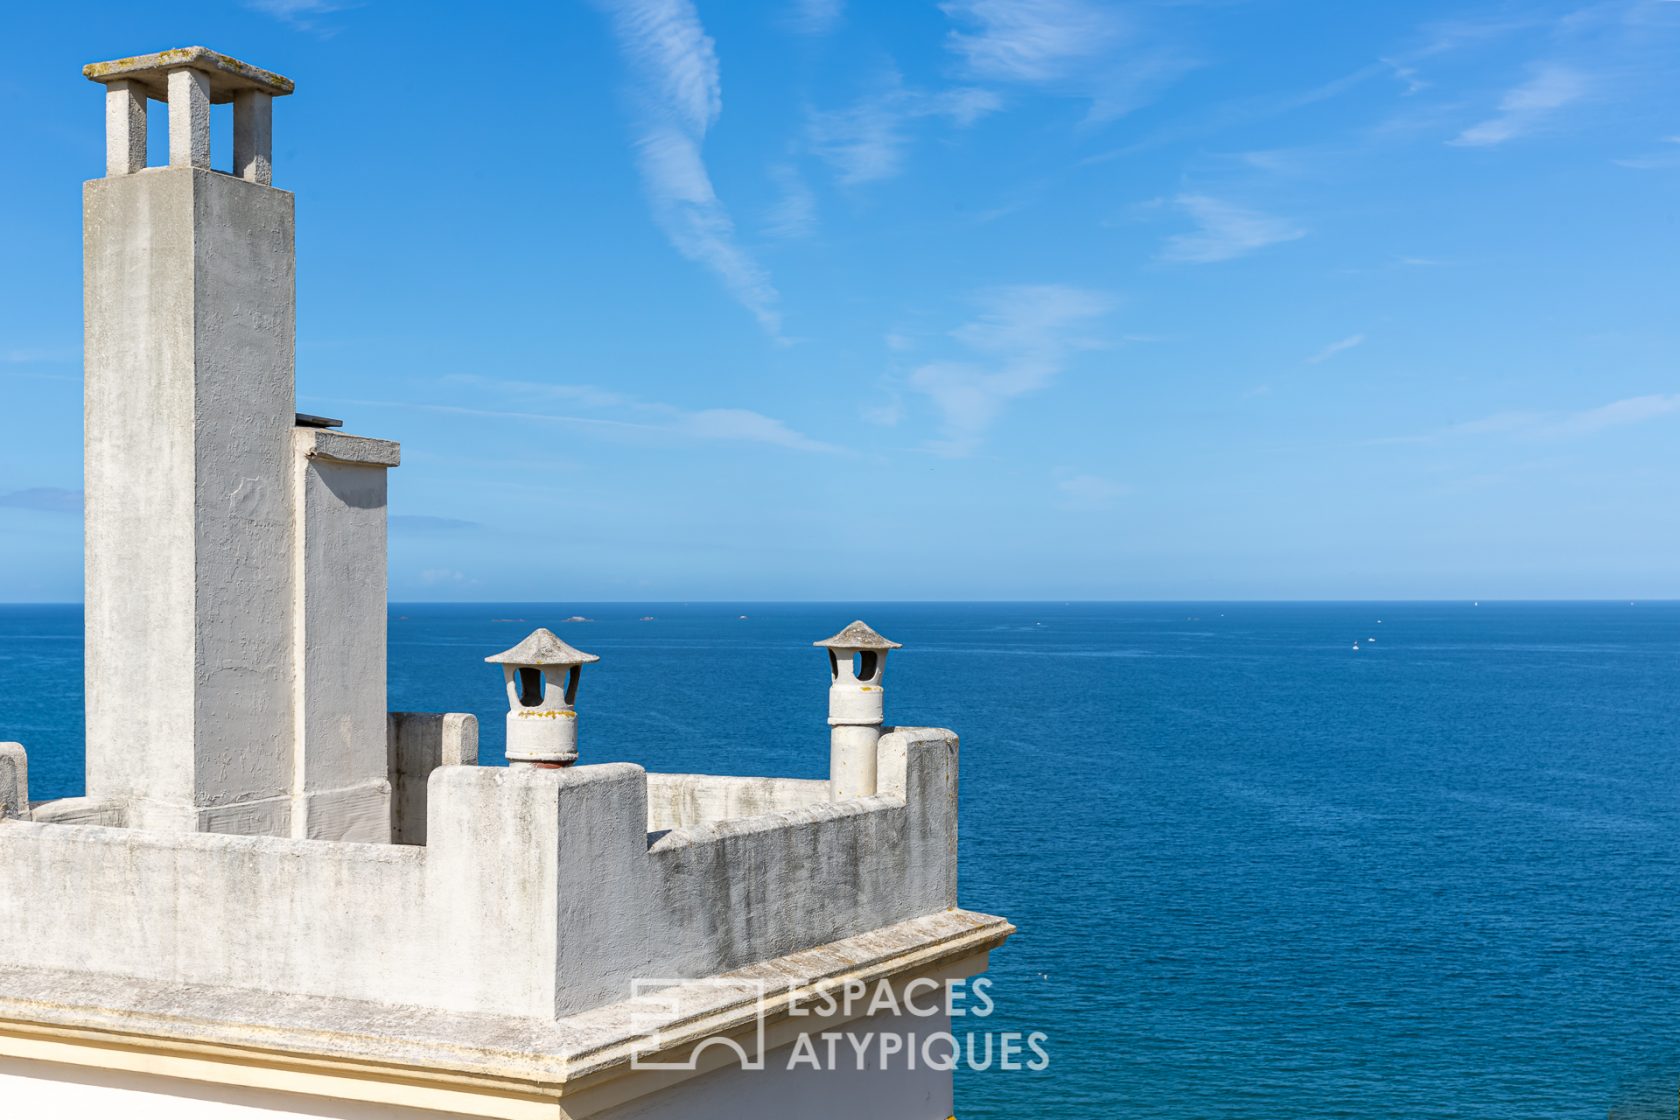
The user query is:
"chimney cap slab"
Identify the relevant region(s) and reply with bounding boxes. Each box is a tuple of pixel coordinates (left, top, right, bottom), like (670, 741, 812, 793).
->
(814, 620, 902, 650)
(84, 47, 294, 104)
(486, 628, 600, 668)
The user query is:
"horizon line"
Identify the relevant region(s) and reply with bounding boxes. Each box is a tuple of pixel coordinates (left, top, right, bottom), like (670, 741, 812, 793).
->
(3, 598, 1678, 607)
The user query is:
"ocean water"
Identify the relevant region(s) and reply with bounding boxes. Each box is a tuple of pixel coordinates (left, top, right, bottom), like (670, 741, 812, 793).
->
(2, 601, 1678, 1117)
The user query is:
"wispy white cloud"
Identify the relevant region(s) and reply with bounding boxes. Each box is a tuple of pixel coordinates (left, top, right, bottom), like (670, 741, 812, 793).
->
(764, 164, 818, 239)
(1614, 136, 1680, 169)
(939, 0, 1191, 122)
(1451, 64, 1587, 147)
(3, 346, 79, 364)
(941, 0, 1125, 83)
(244, 0, 346, 31)
(1385, 58, 1429, 96)
(781, 0, 843, 35)
(1159, 194, 1304, 264)
(1374, 393, 1680, 445)
(1306, 333, 1366, 364)
(1412, 12, 1547, 58)
(808, 76, 1000, 185)
(1056, 472, 1130, 511)
(675, 408, 836, 451)
(351, 376, 839, 454)
(1548, 392, 1680, 436)
(906, 284, 1114, 456)
(1089, 61, 1385, 162)
(390, 514, 479, 533)
(418, 568, 478, 588)
(863, 396, 906, 427)
(0, 487, 81, 514)
(595, 0, 781, 335)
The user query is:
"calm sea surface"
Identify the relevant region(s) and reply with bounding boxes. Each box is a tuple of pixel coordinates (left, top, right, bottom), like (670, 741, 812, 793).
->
(2, 601, 1678, 1117)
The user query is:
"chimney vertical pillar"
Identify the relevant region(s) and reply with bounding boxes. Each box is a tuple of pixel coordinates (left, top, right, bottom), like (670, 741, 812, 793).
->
(103, 80, 145, 176)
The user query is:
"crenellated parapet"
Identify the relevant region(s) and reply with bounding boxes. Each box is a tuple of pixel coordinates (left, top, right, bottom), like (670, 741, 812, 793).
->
(0, 729, 972, 1019)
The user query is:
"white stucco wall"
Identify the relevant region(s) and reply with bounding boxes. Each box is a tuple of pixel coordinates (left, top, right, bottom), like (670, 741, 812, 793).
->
(291, 429, 398, 842)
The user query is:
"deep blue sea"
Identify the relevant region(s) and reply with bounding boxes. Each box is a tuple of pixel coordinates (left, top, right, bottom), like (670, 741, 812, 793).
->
(3, 601, 1679, 1117)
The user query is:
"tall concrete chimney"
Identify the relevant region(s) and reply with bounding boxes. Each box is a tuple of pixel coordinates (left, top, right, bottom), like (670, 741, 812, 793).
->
(81, 48, 393, 839)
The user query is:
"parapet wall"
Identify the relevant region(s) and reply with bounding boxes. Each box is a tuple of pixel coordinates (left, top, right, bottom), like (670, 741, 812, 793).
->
(0, 729, 958, 1021)
(645, 773, 831, 831)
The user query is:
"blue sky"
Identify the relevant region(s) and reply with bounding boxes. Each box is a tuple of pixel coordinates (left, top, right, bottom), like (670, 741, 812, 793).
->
(2, 0, 1678, 600)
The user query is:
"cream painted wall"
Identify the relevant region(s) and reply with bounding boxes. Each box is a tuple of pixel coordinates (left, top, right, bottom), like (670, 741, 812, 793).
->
(0, 1059, 469, 1120)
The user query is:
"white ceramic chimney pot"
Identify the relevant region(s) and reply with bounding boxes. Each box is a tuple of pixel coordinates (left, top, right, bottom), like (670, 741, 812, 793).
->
(814, 621, 902, 800)
(485, 628, 600, 767)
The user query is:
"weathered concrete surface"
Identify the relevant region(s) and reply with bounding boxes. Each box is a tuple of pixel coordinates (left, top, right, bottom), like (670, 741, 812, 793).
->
(83, 46, 295, 103)
(387, 712, 478, 846)
(83, 166, 298, 836)
(0, 745, 25, 819)
(25, 797, 125, 827)
(167, 67, 210, 170)
(644, 774, 829, 832)
(103, 81, 145, 176)
(291, 428, 399, 842)
(233, 89, 274, 185)
(0, 733, 962, 1019)
(0, 910, 1008, 1118)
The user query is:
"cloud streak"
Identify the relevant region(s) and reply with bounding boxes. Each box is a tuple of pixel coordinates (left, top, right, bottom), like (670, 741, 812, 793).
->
(1307, 334, 1366, 364)
(596, 0, 781, 335)
(1452, 65, 1587, 147)
(764, 164, 818, 239)
(1159, 195, 1304, 264)
(1614, 136, 1680, 170)
(0, 488, 81, 514)
(941, 0, 1125, 83)
(906, 284, 1113, 456)
(808, 77, 1000, 185)
(244, 0, 346, 31)
(349, 376, 839, 454)
(1375, 393, 1680, 444)
(390, 515, 480, 533)
(1056, 473, 1129, 511)
(782, 0, 843, 35)
(939, 0, 1190, 121)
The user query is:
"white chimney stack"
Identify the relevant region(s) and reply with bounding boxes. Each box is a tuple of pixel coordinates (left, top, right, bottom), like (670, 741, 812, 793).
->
(815, 620, 902, 799)
(486, 629, 599, 767)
